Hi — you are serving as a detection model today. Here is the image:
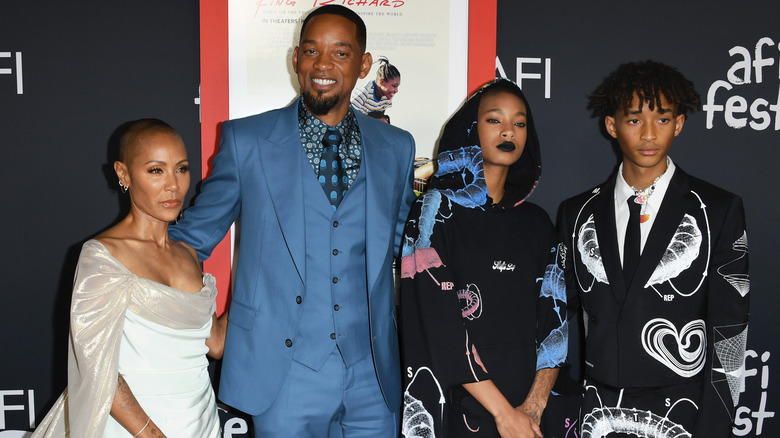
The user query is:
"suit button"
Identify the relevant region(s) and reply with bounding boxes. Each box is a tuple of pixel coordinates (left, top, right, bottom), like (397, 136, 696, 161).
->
(296, 295, 302, 304)
(332, 277, 339, 284)
(285, 339, 293, 347)
(334, 304, 340, 311)
(332, 249, 339, 255)
(330, 333, 336, 340)
(333, 221, 339, 227)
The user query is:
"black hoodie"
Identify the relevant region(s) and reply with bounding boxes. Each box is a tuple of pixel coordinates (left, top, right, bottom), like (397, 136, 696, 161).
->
(429, 78, 542, 209)
(399, 79, 567, 437)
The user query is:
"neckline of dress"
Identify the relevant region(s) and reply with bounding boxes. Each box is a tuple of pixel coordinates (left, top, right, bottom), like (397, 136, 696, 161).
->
(87, 239, 213, 296)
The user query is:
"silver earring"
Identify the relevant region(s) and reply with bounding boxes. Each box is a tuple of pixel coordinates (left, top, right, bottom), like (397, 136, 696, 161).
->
(118, 180, 128, 193)
(175, 210, 183, 224)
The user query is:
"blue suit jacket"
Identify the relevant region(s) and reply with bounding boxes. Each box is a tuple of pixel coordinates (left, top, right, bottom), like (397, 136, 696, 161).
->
(170, 101, 417, 415)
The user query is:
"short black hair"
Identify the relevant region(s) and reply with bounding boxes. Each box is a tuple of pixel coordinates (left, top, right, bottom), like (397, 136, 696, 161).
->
(300, 5, 367, 53)
(119, 118, 180, 163)
(588, 60, 702, 119)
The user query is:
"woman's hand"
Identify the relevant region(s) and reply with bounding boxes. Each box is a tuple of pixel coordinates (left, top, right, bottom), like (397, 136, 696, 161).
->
(206, 310, 229, 359)
(462, 380, 543, 438)
(518, 397, 545, 425)
(493, 404, 542, 438)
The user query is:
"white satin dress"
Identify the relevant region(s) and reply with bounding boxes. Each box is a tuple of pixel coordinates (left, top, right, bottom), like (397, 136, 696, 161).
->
(32, 240, 220, 438)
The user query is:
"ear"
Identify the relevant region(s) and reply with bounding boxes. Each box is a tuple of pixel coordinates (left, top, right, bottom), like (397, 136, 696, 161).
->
(292, 46, 299, 74)
(358, 52, 373, 79)
(114, 161, 129, 188)
(605, 116, 618, 139)
(673, 113, 685, 137)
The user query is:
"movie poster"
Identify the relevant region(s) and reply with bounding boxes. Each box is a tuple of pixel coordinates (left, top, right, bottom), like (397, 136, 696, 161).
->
(228, 0, 467, 161)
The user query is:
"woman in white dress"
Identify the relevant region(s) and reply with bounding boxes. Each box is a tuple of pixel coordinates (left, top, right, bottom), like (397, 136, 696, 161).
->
(32, 119, 227, 438)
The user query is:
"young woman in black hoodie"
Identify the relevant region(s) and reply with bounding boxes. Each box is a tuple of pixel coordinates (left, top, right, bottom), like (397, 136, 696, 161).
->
(400, 79, 567, 438)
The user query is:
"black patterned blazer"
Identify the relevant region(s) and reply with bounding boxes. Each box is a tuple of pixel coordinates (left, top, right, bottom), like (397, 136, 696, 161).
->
(557, 166, 749, 435)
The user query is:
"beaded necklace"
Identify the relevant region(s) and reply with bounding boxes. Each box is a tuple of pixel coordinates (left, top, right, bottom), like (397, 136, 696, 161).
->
(624, 157, 670, 223)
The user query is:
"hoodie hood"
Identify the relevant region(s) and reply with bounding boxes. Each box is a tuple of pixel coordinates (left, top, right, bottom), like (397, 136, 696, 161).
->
(429, 78, 542, 209)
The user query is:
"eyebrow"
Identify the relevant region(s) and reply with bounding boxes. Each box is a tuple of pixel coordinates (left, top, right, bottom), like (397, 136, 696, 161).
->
(485, 108, 527, 116)
(628, 106, 673, 115)
(302, 39, 353, 50)
(144, 159, 189, 165)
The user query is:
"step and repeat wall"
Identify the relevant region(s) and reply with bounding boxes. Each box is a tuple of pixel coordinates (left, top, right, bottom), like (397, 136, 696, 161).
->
(1, 1, 778, 436)
(494, 3, 778, 437)
(0, 1, 202, 434)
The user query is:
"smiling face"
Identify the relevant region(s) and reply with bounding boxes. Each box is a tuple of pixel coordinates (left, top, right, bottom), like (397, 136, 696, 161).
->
(606, 92, 685, 178)
(477, 90, 528, 171)
(115, 130, 190, 224)
(377, 77, 400, 99)
(292, 13, 372, 126)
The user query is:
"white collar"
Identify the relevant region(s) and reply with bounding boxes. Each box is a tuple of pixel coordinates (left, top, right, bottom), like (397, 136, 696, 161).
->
(616, 157, 676, 211)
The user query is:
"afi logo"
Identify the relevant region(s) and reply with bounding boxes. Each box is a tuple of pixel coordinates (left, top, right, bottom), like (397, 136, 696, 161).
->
(0, 389, 35, 430)
(496, 56, 552, 99)
(0, 51, 23, 94)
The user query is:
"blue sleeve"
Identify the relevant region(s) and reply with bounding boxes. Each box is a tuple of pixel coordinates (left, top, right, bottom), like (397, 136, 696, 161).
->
(535, 230, 569, 371)
(394, 130, 418, 257)
(169, 120, 242, 262)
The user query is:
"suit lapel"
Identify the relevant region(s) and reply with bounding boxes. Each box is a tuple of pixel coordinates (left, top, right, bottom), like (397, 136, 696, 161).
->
(257, 102, 307, 285)
(362, 121, 394, 291)
(630, 168, 692, 293)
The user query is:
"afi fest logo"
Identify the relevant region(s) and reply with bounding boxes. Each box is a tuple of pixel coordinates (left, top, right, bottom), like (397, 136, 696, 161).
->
(733, 349, 775, 436)
(0, 52, 23, 94)
(703, 36, 780, 131)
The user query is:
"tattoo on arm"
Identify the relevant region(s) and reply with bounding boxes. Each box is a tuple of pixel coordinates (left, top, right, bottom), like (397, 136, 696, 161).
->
(111, 375, 167, 437)
(520, 368, 559, 425)
(115, 375, 140, 411)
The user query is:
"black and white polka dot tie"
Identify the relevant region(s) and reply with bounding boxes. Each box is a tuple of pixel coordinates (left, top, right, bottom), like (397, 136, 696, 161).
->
(320, 127, 344, 210)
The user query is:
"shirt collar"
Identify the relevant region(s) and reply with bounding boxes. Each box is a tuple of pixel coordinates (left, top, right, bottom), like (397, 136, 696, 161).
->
(615, 157, 676, 209)
(297, 97, 358, 138)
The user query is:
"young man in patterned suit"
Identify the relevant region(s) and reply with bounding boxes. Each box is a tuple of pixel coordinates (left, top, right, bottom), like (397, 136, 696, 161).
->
(557, 60, 749, 437)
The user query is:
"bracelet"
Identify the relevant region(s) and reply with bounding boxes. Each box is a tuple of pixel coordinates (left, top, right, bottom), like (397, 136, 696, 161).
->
(134, 417, 151, 437)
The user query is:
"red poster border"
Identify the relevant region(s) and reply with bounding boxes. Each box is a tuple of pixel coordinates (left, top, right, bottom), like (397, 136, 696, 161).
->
(199, 1, 231, 315)
(198, 1, 497, 313)
(467, 0, 497, 94)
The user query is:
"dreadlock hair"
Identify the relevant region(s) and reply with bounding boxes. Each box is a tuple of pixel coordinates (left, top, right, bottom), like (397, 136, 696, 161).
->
(587, 60, 702, 119)
(375, 57, 400, 82)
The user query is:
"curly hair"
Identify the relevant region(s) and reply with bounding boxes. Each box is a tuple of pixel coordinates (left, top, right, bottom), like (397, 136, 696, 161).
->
(587, 60, 702, 119)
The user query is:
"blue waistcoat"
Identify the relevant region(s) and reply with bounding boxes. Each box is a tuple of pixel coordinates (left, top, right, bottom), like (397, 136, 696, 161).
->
(293, 155, 370, 370)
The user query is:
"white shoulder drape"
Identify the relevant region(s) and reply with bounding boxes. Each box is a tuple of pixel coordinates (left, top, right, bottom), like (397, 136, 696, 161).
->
(32, 240, 216, 437)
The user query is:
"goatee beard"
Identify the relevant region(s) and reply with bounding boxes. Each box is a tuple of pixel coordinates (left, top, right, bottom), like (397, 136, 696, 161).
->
(304, 91, 340, 116)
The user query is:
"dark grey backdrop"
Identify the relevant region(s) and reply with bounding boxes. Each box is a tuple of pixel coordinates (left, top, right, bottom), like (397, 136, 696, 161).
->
(0, 1, 201, 431)
(2, 0, 777, 436)
(496, 2, 778, 436)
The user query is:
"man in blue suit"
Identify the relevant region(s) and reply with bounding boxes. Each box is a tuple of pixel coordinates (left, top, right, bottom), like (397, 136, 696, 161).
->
(170, 5, 416, 436)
